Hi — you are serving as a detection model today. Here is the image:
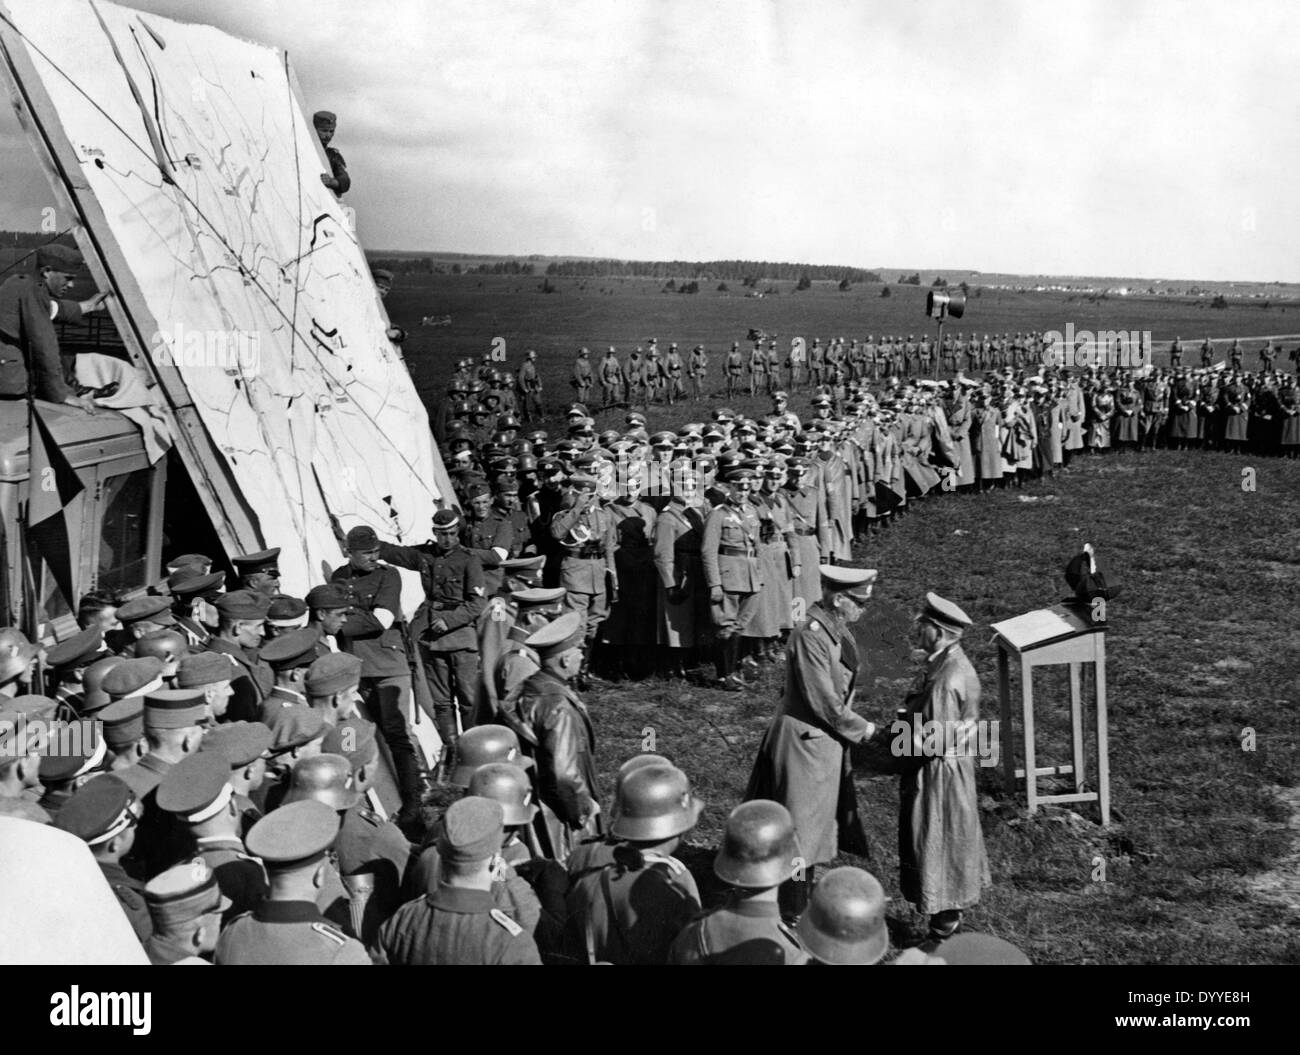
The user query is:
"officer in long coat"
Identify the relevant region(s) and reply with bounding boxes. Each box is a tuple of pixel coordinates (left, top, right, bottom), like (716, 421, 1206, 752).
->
(780, 458, 829, 614)
(748, 462, 798, 659)
(507, 613, 603, 863)
(897, 592, 990, 940)
(745, 566, 878, 918)
(1114, 375, 1142, 448)
(652, 466, 710, 674)
(1167, 369, 1198, 448)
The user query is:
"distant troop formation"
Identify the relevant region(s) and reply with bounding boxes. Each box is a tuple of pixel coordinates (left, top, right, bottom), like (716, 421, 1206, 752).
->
(431, 333, 1300, 446)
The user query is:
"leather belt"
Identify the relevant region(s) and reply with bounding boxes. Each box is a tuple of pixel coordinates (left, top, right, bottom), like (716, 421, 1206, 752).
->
(793, 527, 817, 537)
(718, 545, 752, 557)
(571, 544, 605, 559)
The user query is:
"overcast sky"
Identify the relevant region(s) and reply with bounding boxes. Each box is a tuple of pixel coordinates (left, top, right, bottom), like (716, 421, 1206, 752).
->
(2, 0, 1297, 281)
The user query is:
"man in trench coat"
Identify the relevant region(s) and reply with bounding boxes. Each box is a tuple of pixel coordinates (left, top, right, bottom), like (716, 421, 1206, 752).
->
(745, 565, 877, 919)
(897, 591, 990, 940)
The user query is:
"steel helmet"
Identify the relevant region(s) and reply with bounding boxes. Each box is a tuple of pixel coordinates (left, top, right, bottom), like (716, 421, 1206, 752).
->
(616, 753, 670, 782)
(280, 753, 360, 811)
(449, 724, 532, 787)
(609, 763, 702, 842)
(796, 866, 888, 965)
(929, 932, 1030, 964)
(467, 762, 538, 826)
(713, 799, 801, 888)
(132, 629, 189, 666)
(80, 656, 127, 713)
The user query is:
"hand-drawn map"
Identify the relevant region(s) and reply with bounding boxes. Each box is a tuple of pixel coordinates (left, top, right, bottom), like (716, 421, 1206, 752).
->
(0, 0, 449, 592)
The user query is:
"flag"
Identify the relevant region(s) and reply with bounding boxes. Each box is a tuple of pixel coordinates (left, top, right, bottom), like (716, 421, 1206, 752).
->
(25, 403, 83, 610)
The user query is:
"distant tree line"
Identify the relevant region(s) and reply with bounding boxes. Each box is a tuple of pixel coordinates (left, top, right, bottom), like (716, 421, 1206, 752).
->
(544, 258, 884, 283)
(368, 256, 536, 276)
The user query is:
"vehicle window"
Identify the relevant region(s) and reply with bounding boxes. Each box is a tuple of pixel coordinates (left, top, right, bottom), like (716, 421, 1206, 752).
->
(98, 469, 151, 593)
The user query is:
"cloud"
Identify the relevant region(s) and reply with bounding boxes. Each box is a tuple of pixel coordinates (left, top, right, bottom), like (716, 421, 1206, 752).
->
(1, 0, 1296, 280)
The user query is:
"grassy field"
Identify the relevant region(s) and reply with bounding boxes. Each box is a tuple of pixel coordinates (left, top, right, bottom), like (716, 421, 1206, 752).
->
(386, 274, 1300, 964)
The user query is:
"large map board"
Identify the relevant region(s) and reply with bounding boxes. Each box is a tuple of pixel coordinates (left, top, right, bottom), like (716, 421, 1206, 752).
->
(0, 0, 451, 592)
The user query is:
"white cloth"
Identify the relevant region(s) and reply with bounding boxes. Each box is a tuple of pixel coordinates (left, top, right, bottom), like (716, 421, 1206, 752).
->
(74, 353, 172, 463)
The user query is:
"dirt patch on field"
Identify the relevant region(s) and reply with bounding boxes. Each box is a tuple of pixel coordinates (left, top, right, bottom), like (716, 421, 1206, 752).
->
(1246, 786, 1300, 915)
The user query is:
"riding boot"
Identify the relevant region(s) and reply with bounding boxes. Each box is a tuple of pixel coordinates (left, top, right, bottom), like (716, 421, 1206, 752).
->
(714, 639, 730, 681)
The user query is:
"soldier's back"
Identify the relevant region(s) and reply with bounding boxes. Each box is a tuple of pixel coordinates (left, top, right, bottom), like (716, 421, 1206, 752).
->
(374, 886, 541, 965)
(215, 900, 371, 964)
(670, 900, 808, 965)
(566, 846, 700, 965)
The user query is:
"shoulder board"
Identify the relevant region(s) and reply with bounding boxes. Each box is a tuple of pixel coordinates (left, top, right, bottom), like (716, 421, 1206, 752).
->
(807, 619, 822, 634)
(489, 908, 524, 937)
(777, 920, 806, 949)
(358, 807, 383, 827)
(112, 884, 144, 910)
(311, 921, 348, 946)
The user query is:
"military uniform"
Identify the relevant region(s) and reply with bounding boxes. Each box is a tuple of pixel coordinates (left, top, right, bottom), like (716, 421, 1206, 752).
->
(717, 346, 738, 399)
(462, 512, 517, 595)
(749, 345, 767, 396)
(599, 352, 623, 407)
(378, 539, 485, 741)
(567, 844, 700, 965)
(653, 498, 709, 651)
(216, 900, 370, 964)
(669, 897, 808, 965)
(808, 339, 824, 385)
(373, 884, 541, 964)
(0, 269, 83, 402)
(898, 637, 990, 917)
(688, 346, 707, 400)
(518, 358, 543, 421)
(549, 494, 616, 648)
(259, 684, 307, 725)
(571, 352, 593, 403)
(625, 352, 647, 405)
(205, 637, 273, 724)
(746, 602, 873, 865)
(780, 481, 827, 622)
(334, 801, 413, 944)
(700, 498, 764, 638)
(408, 842, 543, 936)
(766, 342, 782, 392)
(507, 667, 602, 862)
(195, 834, 269, 924)
(605, 496, 658, 642)
(664, 346, 685, 404)
(99, 859, 153, 944)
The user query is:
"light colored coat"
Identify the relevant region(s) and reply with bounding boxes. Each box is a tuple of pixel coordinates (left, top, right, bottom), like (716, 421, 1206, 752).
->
(745, 605, 872, 865)
(898, 643, 990, 913)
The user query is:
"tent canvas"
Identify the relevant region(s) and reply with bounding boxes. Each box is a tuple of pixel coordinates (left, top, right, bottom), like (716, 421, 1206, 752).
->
(0, 0, 452, 593)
